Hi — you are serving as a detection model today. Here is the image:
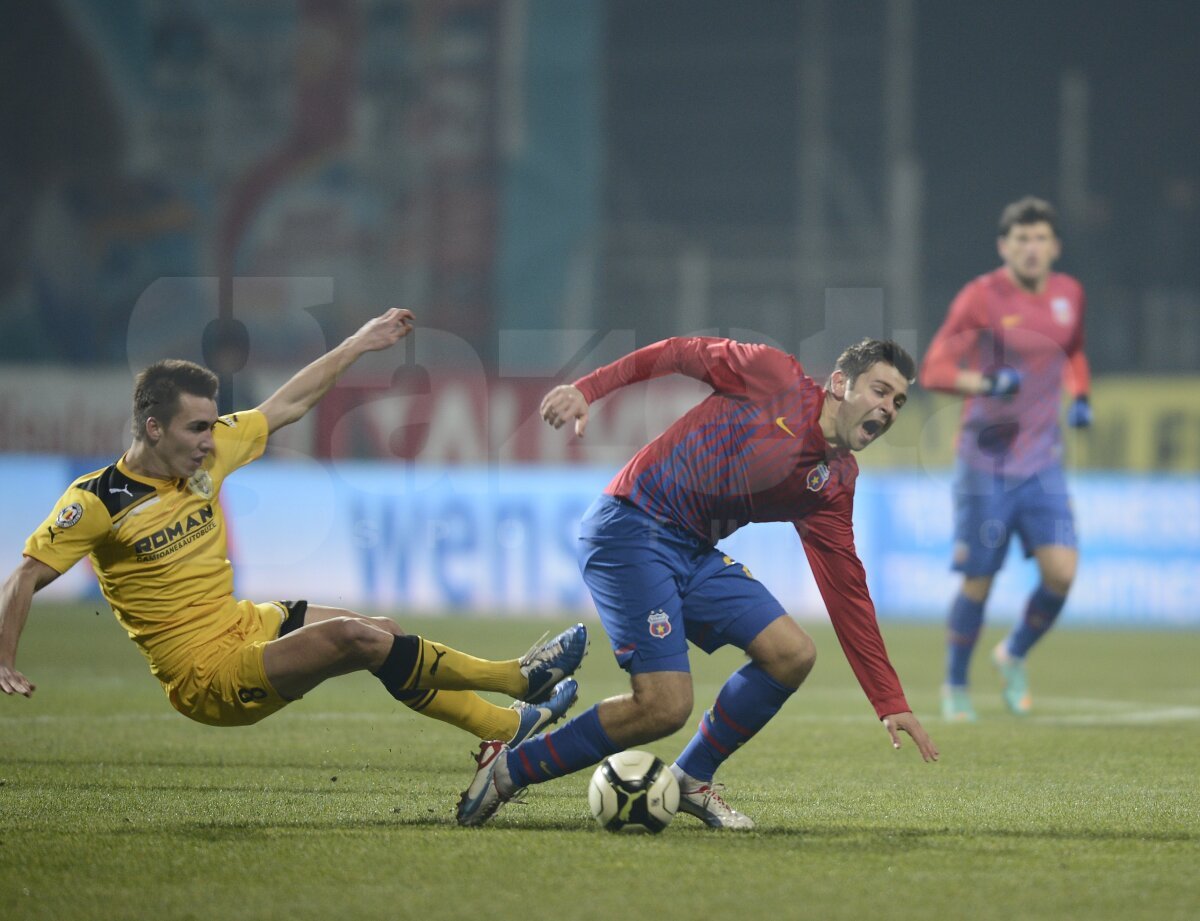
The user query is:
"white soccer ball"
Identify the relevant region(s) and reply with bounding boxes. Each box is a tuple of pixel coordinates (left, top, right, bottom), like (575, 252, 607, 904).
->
(587, 750, 679, 833)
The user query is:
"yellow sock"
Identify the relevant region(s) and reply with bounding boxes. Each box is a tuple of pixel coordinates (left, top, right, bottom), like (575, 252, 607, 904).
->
(400, 688, 520, 741)
(405, 638, 524, 697)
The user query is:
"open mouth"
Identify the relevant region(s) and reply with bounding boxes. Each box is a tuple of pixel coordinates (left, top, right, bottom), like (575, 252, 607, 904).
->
(862, 419, 882, 438)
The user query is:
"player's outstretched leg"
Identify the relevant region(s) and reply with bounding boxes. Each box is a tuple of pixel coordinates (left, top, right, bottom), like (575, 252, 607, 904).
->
(370, 624, 586, 701)
(517, 623, 589, 703)
(669, 661, 796, 831)
(667, 618, 808, 830)
(392, 678, 579, 744)
(457, 700, 622, 827)
(456, 678, 583, 827)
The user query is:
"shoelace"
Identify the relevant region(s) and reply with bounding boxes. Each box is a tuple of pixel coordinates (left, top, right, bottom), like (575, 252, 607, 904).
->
(689, 783, 737, 813)
(519, 631, 552, 665)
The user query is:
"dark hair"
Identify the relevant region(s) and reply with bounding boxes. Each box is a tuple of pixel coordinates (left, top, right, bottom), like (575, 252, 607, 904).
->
(132, 360, 218, 441)
(833, 339, 916, 385)
(998, 196, 1058, 237)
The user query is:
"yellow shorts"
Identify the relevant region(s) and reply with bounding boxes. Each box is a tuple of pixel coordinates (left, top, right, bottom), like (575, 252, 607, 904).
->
(164, 599, 299, 727)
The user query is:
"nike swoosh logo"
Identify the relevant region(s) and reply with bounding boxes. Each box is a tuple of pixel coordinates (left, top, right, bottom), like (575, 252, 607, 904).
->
(1002, 315, 1022, 327)
(528, 669, 563, 699)
(775, 416, 797, 438)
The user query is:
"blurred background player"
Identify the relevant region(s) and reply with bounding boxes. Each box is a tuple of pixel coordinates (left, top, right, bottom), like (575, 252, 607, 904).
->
(919, 197, 1092, 721)
(0, 308, 586, 745)
(457, 336, 939, 830)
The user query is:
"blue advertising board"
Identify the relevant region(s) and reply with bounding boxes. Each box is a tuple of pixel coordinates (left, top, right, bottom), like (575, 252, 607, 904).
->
(6, 457, 1198, 627)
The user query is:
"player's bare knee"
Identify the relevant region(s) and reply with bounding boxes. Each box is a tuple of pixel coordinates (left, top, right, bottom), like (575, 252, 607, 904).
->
(784, 631, 818, 687)
(631, 686, 692, 737)
(328, 617, 391, 666)
(1043, 572, 1074, 596)
(961, 577, 993, 603)
(760, 632, 816, 688)
(368, 615, 405, 637)
(646, 700, 692, 737)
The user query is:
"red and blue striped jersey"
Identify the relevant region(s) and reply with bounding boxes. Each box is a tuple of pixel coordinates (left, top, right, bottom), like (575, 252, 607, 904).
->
(574, 337, 909, 718)
(920, 267, 1090, 477)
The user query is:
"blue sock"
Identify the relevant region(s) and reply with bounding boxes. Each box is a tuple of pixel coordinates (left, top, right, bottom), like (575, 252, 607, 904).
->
(506, 704, 619, 788)
(674, 663, 794, 783)
(1006, 585, 1066, 658)
(946, 593, 986, 686)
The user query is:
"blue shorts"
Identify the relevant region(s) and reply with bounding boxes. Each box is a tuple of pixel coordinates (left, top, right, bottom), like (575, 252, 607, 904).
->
(952, 462, 1077, 577)
(578, 495, 787, 675)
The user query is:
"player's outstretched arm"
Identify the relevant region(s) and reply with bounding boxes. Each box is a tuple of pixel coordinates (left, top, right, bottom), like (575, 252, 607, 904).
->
(882, 711, 939, 762)
(540, 384, 590, 437)
(255, 307, 415, 433)
(0, 557, 61, 698)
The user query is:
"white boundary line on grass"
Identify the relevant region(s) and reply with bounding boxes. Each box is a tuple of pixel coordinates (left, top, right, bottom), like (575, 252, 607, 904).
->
(1029, 706, 1200, 726)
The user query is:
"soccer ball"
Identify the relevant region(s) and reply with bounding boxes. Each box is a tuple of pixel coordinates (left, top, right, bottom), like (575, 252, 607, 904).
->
(587, 750, 679, 833)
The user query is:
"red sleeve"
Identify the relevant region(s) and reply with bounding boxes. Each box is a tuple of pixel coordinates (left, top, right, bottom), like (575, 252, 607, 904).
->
(1063, 350, 1091, 398)
(1063, 287, 1091, 397)
(918, 282, 988, 392)
(573, 337, 791, 404)
(794, 500, 910, 719)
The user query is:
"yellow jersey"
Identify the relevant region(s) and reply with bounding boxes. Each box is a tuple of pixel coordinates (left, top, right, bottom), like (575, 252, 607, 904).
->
(23, 410, 269, 682)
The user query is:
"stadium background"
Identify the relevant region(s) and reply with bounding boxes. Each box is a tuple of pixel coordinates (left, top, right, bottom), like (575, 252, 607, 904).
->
(1, 0, 1197, 626)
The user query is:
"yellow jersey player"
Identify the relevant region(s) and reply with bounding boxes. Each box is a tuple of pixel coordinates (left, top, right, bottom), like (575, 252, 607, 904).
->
(0, 308, 587, 746)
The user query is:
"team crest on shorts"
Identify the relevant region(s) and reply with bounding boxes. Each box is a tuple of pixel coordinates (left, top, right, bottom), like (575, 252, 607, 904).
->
(55, 502, 84, 529)
(187, 469, 214, 499)
(647, 609, 672, 639)
(806, 463, 830, 492)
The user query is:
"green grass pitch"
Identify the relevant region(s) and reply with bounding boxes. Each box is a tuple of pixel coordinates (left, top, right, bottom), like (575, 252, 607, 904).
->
(2, 605, 1197, 920)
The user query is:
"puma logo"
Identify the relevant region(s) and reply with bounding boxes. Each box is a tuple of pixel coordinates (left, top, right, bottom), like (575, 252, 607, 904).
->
(109, 484, 134, 498)
(429, 647, 448, 677)
(617, 788, 647, 823)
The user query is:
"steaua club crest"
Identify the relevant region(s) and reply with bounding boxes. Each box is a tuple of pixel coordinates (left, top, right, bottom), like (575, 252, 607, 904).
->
(1051, 296, 1073, 326)
(806, 463, 830, 492)
(55, 502, 84, 529)
(187, 469, 214, 499)
(647, 609, 672, 639)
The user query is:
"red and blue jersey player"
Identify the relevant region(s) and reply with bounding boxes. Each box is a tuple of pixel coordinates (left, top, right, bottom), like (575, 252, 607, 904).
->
(920, 196, 1092, 722)
(457, 336, 940, 830)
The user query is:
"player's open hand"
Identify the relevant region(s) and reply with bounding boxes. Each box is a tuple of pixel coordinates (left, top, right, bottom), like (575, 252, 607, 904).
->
(0, 664, 35, 698)
(353, 308, 415, 352)
(882, 711, 939, 762)
(540, 385, 590, 437)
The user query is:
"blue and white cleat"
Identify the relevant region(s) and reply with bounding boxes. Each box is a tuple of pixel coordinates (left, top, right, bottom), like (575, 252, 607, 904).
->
(992, 643, 1032, 715)
(457, 740, 519, 827)
(941, 684, 978, 722)
(509, 677, 578, 746)
(519, 623, 588, 704)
